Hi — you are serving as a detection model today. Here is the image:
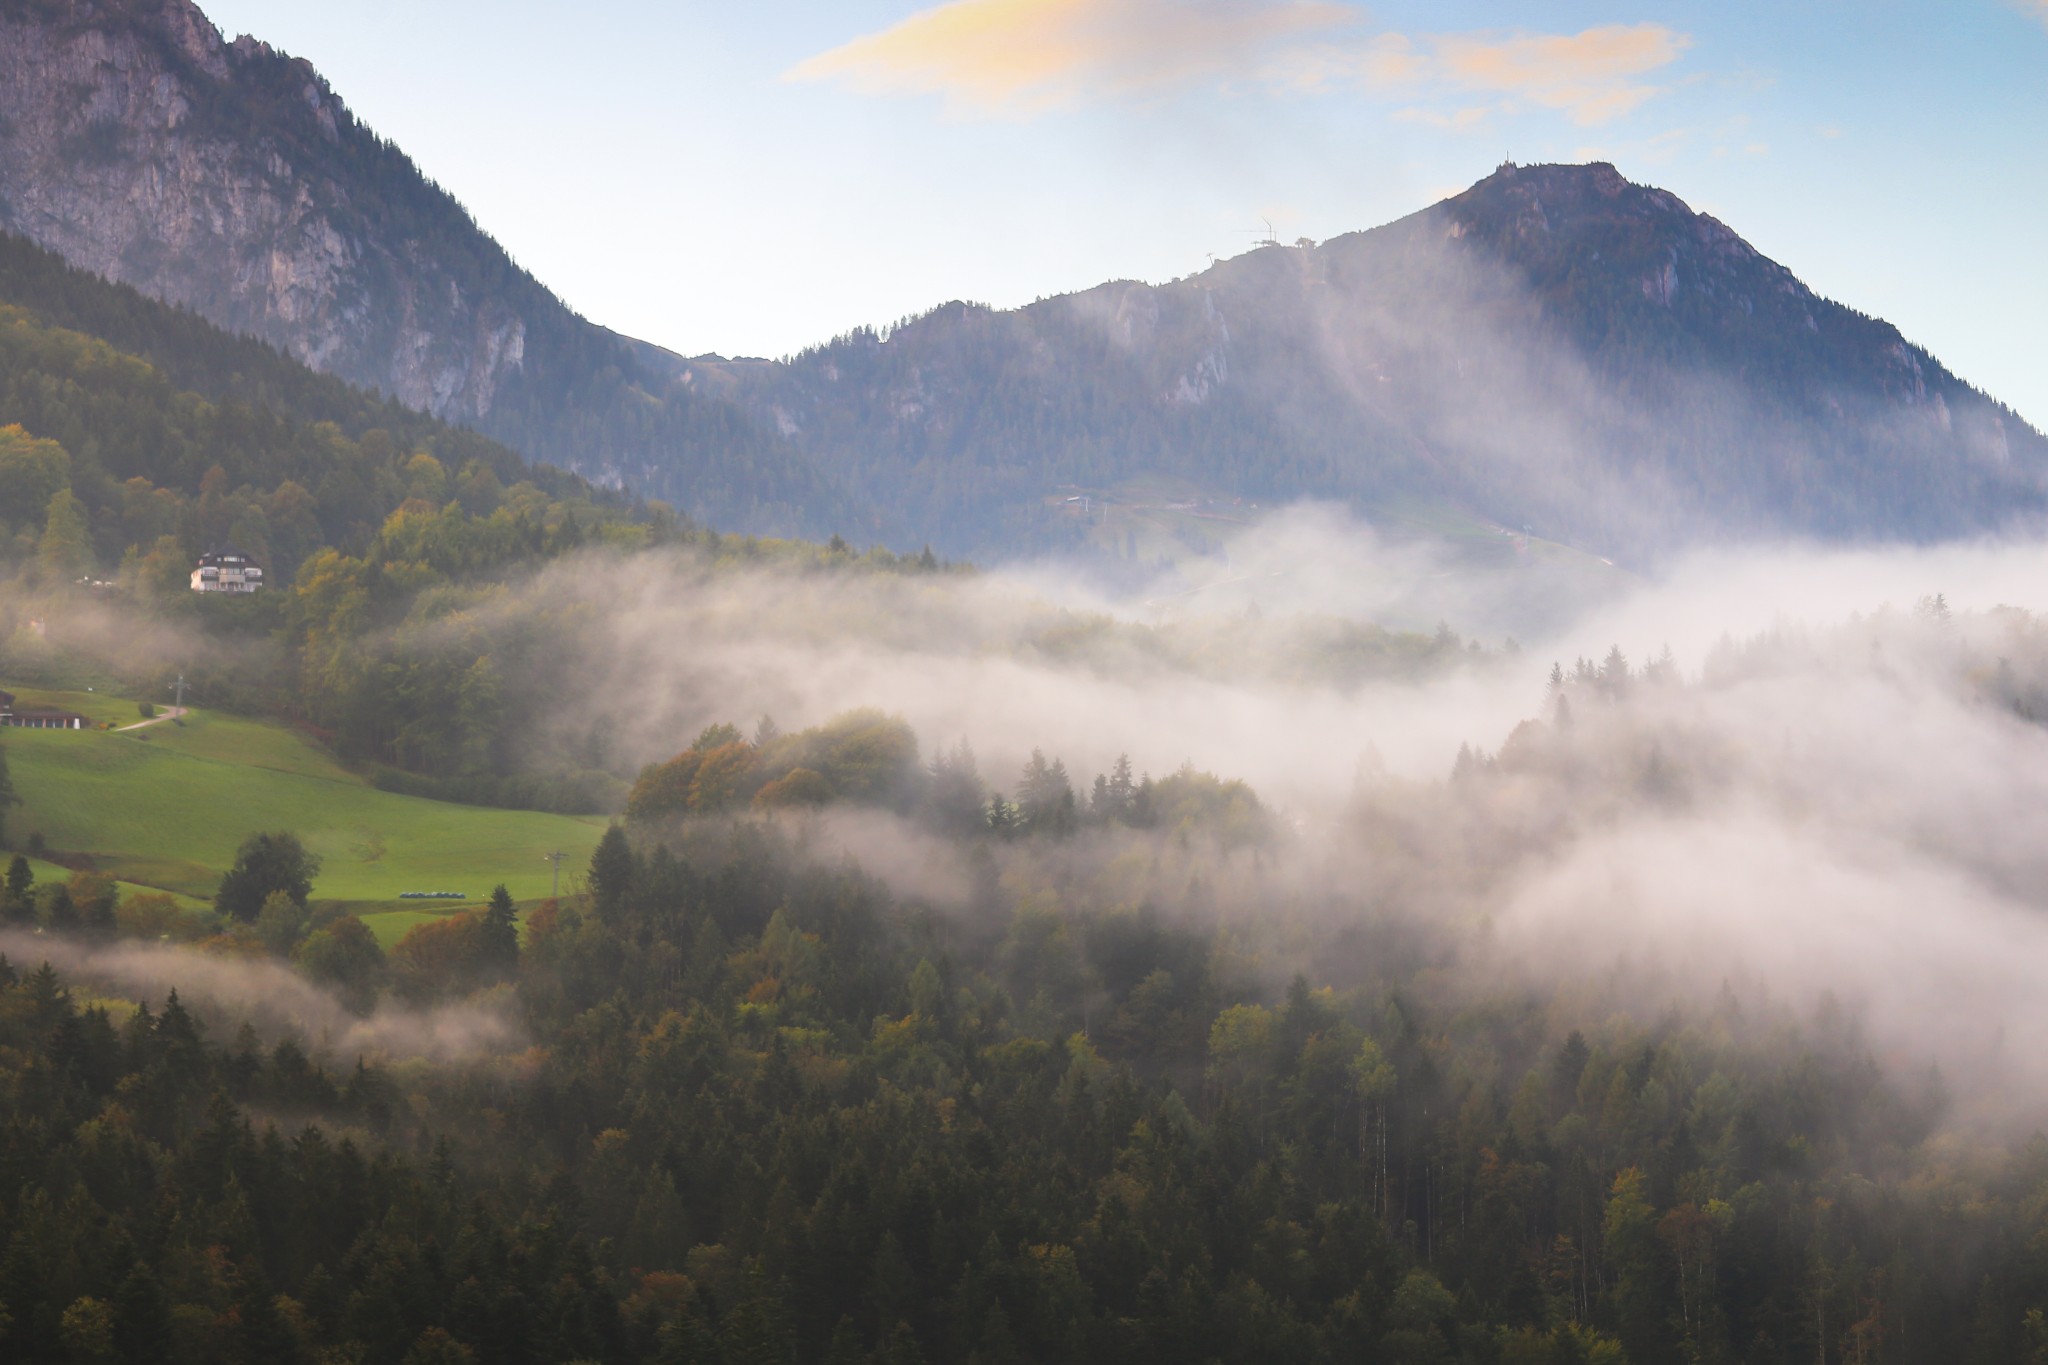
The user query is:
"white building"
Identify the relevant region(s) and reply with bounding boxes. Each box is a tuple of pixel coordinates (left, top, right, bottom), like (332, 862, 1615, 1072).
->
(191, 546, 264, 594)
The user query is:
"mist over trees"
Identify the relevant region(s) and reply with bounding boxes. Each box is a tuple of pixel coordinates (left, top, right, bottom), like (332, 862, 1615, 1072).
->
(705, 164, 2048, 562)
(9, 92, 2048, 1360)
(7, 594, 2048, 1360)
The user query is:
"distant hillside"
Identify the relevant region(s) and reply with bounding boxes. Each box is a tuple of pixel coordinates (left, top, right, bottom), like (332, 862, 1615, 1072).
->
(0, 227, 633, 579)
(702, 162, 2048, 561)
(5, 0, 2039, 562)
(0, 0, 859, 538)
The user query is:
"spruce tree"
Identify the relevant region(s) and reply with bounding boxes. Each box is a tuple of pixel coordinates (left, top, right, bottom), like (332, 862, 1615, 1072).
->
(478, 884, 519, 978)
(2, 855, 32, 924)
(587, 825, 636, 921)
(0, 743, 16, 847)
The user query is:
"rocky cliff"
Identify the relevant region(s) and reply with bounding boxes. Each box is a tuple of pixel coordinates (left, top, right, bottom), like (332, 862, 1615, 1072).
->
(3, 1, 2038, 561)
(0, 0, 538, 419)
(0, 0, 855, 537)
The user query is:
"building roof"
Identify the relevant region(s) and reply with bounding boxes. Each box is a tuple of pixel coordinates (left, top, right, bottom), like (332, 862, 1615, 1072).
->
(195, 544, 260, 568)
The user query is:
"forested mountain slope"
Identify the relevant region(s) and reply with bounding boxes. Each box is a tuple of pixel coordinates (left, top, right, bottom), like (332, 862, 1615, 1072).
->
(708, 162, 2047, 560)
(0, 0, 857, 538)
(0, 227, 622, 579)
(6, 0, 2038, 562)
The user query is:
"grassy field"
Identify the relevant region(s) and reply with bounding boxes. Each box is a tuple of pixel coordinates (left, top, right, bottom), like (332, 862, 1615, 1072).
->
(4, 688, 607, 911)
(16, 855, 212, 913)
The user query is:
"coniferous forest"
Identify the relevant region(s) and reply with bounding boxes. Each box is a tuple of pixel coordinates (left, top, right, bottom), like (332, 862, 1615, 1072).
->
(9, 595, 2048, 1362)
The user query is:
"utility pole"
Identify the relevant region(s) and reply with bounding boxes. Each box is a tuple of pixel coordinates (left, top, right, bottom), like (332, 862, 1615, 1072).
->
(169, 674, 187, 714)
(543, 850, 564, 898)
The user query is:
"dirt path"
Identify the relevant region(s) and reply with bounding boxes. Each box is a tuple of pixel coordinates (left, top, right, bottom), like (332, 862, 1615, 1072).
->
(113, 705, 187, 732)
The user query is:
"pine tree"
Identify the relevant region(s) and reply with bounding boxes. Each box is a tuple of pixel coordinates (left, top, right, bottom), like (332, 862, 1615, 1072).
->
(112, 1264, 173, 1365)
(0, 744, 17, 848)
(986, 794, 1016, 838)
(45, 885, 77, 934)
(478, 884, 519, 979)
(2, 854, 32, 924)
(588, 825, 636, 921)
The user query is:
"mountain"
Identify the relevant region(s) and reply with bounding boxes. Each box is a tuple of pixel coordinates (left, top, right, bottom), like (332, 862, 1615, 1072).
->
(3, 0, 2040, 565)
(0, 223, 623, 584)
(701, 160, 2047, 561)
(0, 0, 859, 538)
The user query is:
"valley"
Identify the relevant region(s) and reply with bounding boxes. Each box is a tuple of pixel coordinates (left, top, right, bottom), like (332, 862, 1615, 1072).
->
(0, 2, 2043, 1363)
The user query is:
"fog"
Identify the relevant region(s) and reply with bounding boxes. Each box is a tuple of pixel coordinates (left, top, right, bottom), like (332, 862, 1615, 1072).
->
(0, 930, 523, 1064)
(12, 505, 2048, 1126)
(533, 518, 2048, 1126)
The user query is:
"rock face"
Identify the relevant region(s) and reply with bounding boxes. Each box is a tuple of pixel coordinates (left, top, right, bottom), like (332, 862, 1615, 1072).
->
(0, 0, 537, 421)
(0, 0, 859, 538)
(2, 4, 2039, 560)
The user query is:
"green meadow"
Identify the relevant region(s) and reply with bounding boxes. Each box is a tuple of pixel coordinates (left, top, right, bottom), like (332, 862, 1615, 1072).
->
(4, 688, 608, 912)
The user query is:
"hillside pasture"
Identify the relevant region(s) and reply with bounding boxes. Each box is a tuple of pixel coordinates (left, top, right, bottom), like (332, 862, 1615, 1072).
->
(4, 697, 607, 908)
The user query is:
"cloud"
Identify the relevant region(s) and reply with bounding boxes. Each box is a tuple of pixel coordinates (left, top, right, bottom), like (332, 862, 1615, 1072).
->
(790, 0, 1690, 127)
(1427, 24, 1689, 125)
(785, 0, 1357, 118)
(1393, 103, 1496, 131)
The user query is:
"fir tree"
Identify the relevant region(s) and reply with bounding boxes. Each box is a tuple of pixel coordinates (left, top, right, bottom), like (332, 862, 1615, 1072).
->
(478, 884, 520, 979)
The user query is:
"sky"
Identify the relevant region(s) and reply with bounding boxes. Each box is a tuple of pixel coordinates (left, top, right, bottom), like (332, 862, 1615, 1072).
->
(194, 0, 2047, 426)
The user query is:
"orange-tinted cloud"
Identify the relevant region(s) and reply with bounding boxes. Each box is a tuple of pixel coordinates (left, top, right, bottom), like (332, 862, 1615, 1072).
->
(786, 0, 1358, 118)
(792, 1, 1691, 129)
(1431, 24, 1691, 125)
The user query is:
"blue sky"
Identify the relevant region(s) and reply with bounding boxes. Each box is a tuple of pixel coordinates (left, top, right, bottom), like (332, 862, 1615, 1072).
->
(196, 0, 2046, 424)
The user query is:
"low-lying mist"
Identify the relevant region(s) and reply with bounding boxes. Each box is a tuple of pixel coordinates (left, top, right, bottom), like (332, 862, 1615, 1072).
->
(0, 931, 523, 1064)
(563, 516, 2048, 1129)
(14, 505, 2048, 1126)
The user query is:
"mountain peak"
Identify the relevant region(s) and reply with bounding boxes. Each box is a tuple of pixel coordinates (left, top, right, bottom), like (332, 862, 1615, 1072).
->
(1447, 159, 1697, 229)
(1477, 159, 1632, 193)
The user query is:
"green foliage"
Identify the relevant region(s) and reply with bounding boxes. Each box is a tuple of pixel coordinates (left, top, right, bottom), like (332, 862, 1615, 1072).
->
(1, 851, 31, 922)
(213, 830, 320, 922)
(477, 883, 520, 980)
(2, 699, 607, 902)
(293, 914, 385, 1011)
(1149, 763, 1266, 846)
(253, 888, 311, 955)
(37, 487, 92, 579)
(0, 795, 2038, 1364)
(0, 742, 15, 846)
(0, 423, 68, 535)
